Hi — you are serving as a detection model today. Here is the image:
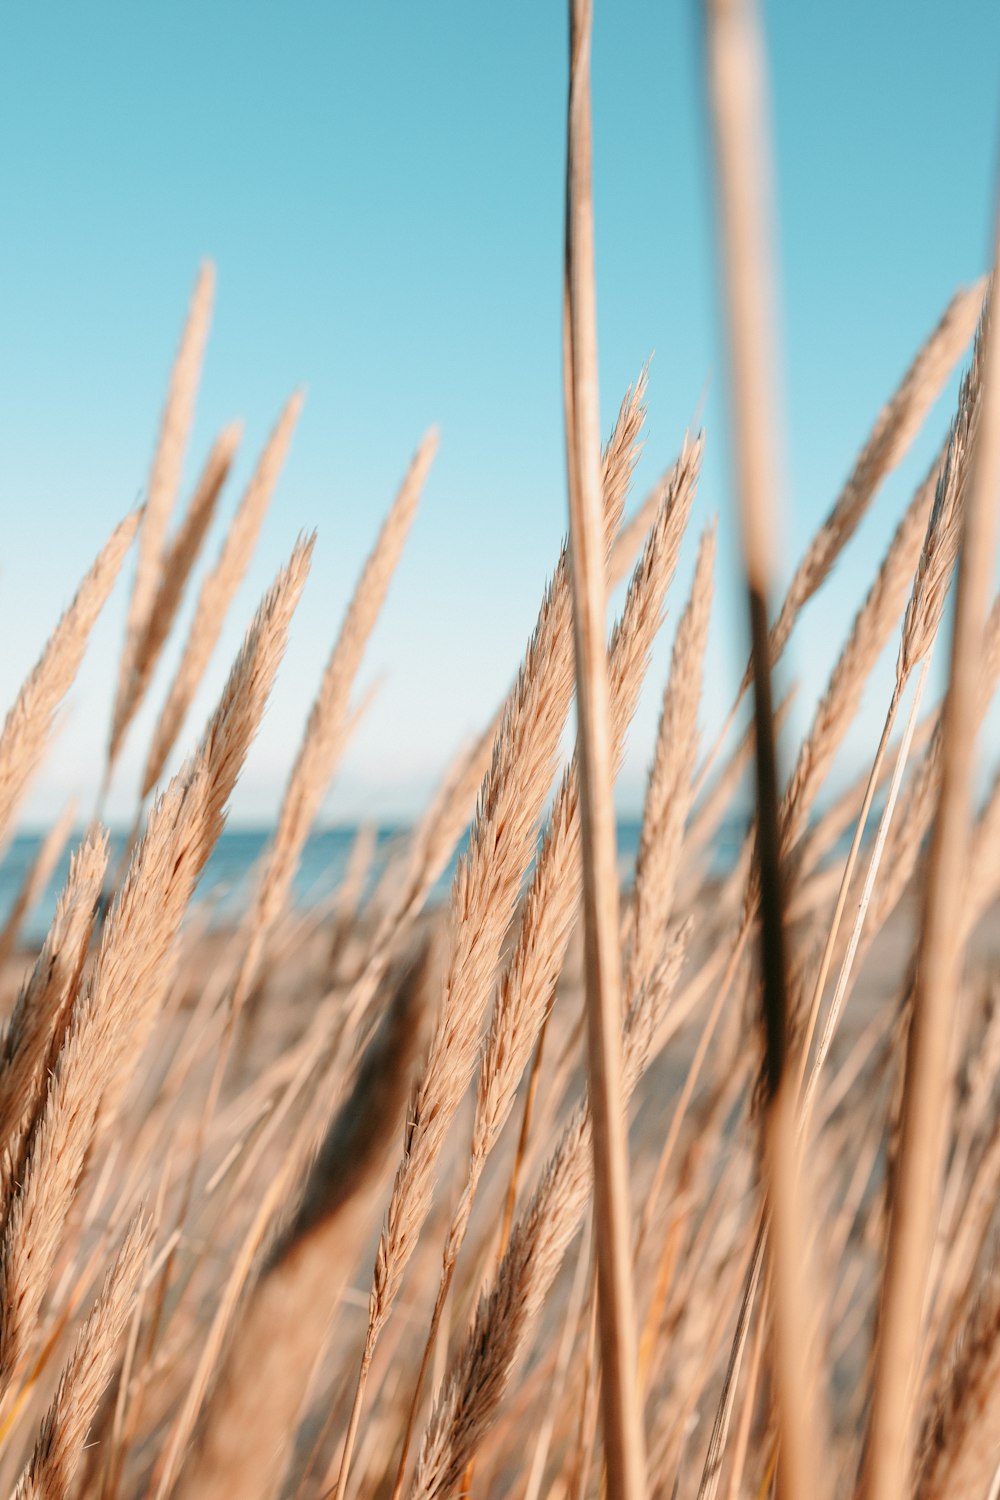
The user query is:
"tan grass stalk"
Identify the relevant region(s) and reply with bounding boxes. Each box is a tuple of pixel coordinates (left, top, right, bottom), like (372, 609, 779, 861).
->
(863, 229, 1000, 1500)
(113, 263, 215, 761)
(153, 431, 437, 1348)
(13, 1214, 151, 1500)
(694, 279, 980, 802)
(855, 596, 1000, 956)
(800, 659, 929, 1123)
(563, 2, 644, 1494)
(180, 380, 648, 1382)
(95, 1147, 173, 1500)
(608, 476, 659, 588)
(790, 423, 959, 1092)
(698, 553, 967, 1493)
(0, 830, 108, 1192)
(914, 1266, 1000, 1500)
(777, 451, 938, 870)
(0, 542, 313, 1396)
(389, 443, 702, 1500)
(496, 466, 705, 1258)
(768, 282, 983, 669)
(252, 429, 436, 947)
(0, 511, 139, 845)
(704, 4, 825, 1500)
(330, 368, 642, 1500)
(786, 703, 934, 896)
(629, 523, 716, 993)
(0, 798, 77, 974)
(141, 391, 303, 797)
(109, 421, 241, 765)
(407, 935, 686, 1500)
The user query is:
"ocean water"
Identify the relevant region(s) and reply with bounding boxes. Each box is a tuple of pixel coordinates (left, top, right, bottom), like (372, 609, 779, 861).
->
(0, 818, 748, 949)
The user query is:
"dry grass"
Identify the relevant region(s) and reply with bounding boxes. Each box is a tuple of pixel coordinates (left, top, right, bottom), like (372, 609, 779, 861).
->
(0, 8, 997, 1500)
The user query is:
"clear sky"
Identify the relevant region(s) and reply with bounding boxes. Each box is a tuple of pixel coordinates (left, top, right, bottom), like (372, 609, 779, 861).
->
(1, 3, 998, 827)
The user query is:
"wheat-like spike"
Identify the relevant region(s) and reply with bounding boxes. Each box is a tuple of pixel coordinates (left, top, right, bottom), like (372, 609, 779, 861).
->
(789, 365, 985, 1113)
(366, 400, 636, 1338)
(0, 797, 78, 975)
(152, 432, 435, 1402)
(898, 295, 991, 685)
(110, 421, 241, 764)
(374, 378, 646, 948)
(863, 225, 1000, 1500)
(408, 935, 687, 1500)
(253, 428, 436, 944)
(331, 374, 646, 1500)
(914, 1263, 1000, 1499)
(776, 454, 939, 867)
(388, 441, 701, 1500)
(141, 391, 303, 797)
(839, 594, 1000, 965)
(0, 541, 313, 1396)
(13, 1214, 151, 1500)
(630, 522, 716, 992)
(113, 263, 215, 759)
(476, 442, 701, 1190)
(0, 830, 108, 1198)
(768, 282, 984, 668)
(0, 510, 139, 845)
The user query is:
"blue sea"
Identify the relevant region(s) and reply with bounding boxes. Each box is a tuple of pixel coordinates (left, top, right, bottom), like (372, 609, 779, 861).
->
(0, 819, 748, 949)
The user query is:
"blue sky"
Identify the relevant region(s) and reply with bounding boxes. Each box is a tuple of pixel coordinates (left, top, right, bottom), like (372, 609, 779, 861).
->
(1, 2, 998, 827)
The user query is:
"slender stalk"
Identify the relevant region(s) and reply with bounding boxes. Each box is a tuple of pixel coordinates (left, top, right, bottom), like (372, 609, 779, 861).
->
(863, 199, 1000, 1500)
(794, 696, 899, 1099)
(704, 4, 824, 1500)
(563, 4, 643, 1497)
(801, 660, 929, 1127)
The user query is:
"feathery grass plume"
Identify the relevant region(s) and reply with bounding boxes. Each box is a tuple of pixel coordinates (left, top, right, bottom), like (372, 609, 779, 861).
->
(176, 939, 433, 1500)
(776, 453, 939, 870)
(914, 1263, 1000, 1499)
(13, 1214, 151, 1500)
(694, 282, 981, 813)
(159, 430, 436, 1306)
(701, 436, 965, 1493)
(563, 3, 644, 1493)
(112, 263, 215, 769)
(389, 440, 702, 1499)
(898, 298, 991, 684)
(864, 250, 1000, 1500)
(141, 391, 303, 797)
(0, 797, 77, 974)
(110, 422, 242, 765)
(479, 442, 702, 1185)
(0, 510, 139, 845)
(0, 541, 313, 1396)
(791, 418, 963, 1101)
(865, 598, 1000, 947)
(408, 933, 687, 1500)
(797, 564, 998, 1121)
(0, 830, 108, 1193)
(768, 282, 983, 670)
(252, 428, 436, 951)
(629, 523, 716, 993)
(331, 372, 645, 1500)
(374, 376, 647, 950)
